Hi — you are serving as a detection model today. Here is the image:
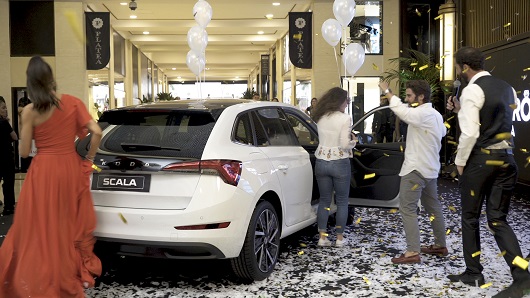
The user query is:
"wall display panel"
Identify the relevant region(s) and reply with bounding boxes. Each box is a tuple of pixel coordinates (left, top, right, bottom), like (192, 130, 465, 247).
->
(132, 46, 139, 100)
(113, 31, 126, 77)
(10, 1, 55, 56)
(141, 54, 151, 101)
(346, 1, 383, 55)
(484, 40, 530, 184)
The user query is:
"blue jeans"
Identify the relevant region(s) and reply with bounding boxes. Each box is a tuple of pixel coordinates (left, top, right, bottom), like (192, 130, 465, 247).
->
(315, 158, 351, 235)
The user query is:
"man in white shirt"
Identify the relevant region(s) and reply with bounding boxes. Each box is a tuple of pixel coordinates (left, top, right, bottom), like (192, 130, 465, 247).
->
(378, 80, 447, 264)
(446, 46, 530, 297)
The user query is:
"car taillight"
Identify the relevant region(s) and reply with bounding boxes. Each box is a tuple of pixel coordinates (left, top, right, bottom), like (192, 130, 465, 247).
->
(162, 159, 242, 186)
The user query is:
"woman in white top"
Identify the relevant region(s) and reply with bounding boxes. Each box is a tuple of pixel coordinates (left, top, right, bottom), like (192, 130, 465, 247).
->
(311, 87, 357, 247)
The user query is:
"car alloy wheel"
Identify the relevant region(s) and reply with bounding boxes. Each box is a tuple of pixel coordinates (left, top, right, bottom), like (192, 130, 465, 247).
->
(231, 200, 280, 281)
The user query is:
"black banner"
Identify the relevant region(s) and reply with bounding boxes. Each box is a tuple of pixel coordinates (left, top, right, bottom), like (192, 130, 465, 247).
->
(86, 12, 110, 70)
(261, 54, 270, 77)
(289, 12, 312, 69)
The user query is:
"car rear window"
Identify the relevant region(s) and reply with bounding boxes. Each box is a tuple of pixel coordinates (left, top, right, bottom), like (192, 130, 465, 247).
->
(99, 110, 216, 159)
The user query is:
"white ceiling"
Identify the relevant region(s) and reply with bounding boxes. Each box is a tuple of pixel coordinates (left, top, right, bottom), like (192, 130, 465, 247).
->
(86, 0, 314, 82)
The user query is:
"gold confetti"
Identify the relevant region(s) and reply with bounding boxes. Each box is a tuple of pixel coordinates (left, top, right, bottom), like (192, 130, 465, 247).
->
(471, 190, 475, 196)
(356, 217, 362, 224)
(441, 55, 446, 59)
(435, 64, 442, 70)
(64, 10, 85, 44)
(381, 253, 387, 257)
(300, 243, 307, 248)
(400, 145, 404, 152)
(492, 222, 500, 226)
(448, 206, 457, 212)
(363, 276, 372, 285)
(429, 215, 435, 222)
(434, 15, 442, 20)
(410, 62, 418, 66)
(419, 65, 429, 71)
(321, 232, 329, 237)
(384, 153, 390, 157)
(512, 256, 529, 270)
(411, 102, 419, 107)
(480, 283, 493, 289)
(427, 8, 431, 13)
(486, 160, 505, 166)
(118, 213, 128, 224)
(372, 63, 379, 70)
(325, 207, 331, 211)
(389, 209, 398, 214)
(495, 132, 512, 140)
(411, 184, 419, 191)
(447, 140, 458, 145)
(444, 122, 451, 129)
(298, 251, 304, 255)
(481, 148, 491, 154)
(364, 173, 376, 179)
(446, 115, 455, 121)
(447, 136, 455, 140)
(354, 151, 362, 156)
(504, 23, 511, 28)
(472, 251, 481, 258)
(91, 164, 102, 173)
(485, 56, 492, 60)
(509, 103, 517, 109)
(524, 67, 530, 72)
(450, 170, 458, 178)
(520, 148, 528, 153)
(498, 250, 507, 257)
(462, 67, 468, 73)
(415, 9, 421, 16)
(446, 229, 451, 235)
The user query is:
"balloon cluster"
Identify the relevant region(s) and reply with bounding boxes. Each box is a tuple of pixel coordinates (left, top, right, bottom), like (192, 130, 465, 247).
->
(186, 0, 212, 77)
(321, 0, 365, 77)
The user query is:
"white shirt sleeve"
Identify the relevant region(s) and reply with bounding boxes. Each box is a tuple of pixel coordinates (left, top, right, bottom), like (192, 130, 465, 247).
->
(455, 84, 485, 167)
(388, 95, 427, 128)
(339, 115, 356, 149)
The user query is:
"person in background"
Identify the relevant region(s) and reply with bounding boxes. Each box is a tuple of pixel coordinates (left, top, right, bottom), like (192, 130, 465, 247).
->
(252, 94, 260, 100)
(378, 80, 448, 264)
(271, 97, 279, 102)
(446, 46, 530, 298)
(18, 91, 33, 172)
(311, 87, 357, 247)
(371, 95, 395, 143)
(0, 56, 103, 297)
(306, 97, 318, 116)
(0, 96, 18, 215)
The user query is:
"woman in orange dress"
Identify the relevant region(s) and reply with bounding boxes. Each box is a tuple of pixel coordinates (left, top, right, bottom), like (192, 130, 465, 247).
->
(0, 56, 103, 297)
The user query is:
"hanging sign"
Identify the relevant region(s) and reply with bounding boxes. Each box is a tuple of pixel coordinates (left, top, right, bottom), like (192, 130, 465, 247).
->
(86, 12, 110, 70)
(289, 12, 313, 69)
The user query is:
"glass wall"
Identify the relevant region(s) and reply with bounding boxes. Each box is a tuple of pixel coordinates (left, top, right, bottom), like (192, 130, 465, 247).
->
(169, 82, 247, 100)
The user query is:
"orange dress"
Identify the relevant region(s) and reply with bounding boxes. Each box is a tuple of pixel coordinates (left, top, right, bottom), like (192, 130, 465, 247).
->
(0, 95, 101, 298)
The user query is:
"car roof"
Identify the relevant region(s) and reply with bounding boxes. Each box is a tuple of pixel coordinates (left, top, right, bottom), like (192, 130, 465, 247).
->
(111, 99, 292, 112)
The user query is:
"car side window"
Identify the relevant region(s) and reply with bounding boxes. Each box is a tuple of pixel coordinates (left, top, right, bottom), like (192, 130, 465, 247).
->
(253, 108, 298, 147)
(233, 112, 254, 145)
(285, 114, 319, 147)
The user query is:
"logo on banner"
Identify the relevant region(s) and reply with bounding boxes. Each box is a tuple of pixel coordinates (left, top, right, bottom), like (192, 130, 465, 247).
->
(511, 90, 530, 137)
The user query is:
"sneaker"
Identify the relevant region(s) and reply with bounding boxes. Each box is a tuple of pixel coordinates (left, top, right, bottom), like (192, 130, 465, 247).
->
(447, 272, 485, 287)
(391, 253, 421, 264)
(317, 238, 331, 247)
(421, 245, 449, 256)
(493, 278, 530, 298)
(335, 238, 346, 248)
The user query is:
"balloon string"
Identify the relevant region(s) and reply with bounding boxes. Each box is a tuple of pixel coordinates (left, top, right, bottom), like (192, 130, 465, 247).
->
(333, 47, 341, 88)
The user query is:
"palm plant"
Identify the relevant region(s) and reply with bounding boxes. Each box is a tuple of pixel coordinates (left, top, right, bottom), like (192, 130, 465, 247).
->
(381, 49, 444, 105)
(156, 92, 175, 101)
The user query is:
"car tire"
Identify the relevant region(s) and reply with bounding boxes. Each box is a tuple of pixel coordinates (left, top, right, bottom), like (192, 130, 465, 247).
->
(231, 200, 281, 281)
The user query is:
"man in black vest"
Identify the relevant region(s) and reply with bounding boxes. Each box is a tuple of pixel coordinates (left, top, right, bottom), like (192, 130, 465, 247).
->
(446, 46, 530, 298)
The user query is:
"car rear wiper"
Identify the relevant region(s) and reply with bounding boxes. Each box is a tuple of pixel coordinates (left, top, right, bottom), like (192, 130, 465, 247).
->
(120, 143, 181, 151)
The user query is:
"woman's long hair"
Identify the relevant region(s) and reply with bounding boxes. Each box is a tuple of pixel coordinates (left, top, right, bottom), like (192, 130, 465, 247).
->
(26, 56, 59, 113)
(311, 87, 348, 123)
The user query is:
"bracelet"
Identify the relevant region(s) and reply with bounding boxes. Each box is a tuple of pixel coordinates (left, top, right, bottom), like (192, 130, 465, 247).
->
(85, 155, 95, 162)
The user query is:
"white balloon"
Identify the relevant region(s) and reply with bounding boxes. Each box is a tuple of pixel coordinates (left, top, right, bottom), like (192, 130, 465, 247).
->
(333, 0, 356, 28)
(186, 50, 206, 76)
(193, 1, 213, 28)
(342, 43, 365, 76)
(187, 25, 208, 52)
(321, 19, 342, 47)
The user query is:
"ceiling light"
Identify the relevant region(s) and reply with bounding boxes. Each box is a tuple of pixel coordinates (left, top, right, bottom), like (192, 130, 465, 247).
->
(177, 76, 181, 79)
(130, 15, 137, 19)
(120, 2, 127, 5)
(172, 68, 177, 70)
(265, 14, 274, 19)
(143, 31, 149, 34)
(257, 31, 264, 35)
(272, 2, 280, 6)
(235, 76, 240, 79)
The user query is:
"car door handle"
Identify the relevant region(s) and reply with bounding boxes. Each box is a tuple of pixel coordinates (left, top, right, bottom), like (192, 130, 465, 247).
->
(277, 164, 289, 171)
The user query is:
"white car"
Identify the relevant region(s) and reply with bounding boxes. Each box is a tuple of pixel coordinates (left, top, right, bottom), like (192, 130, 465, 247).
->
(76, 100, 403, 281)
